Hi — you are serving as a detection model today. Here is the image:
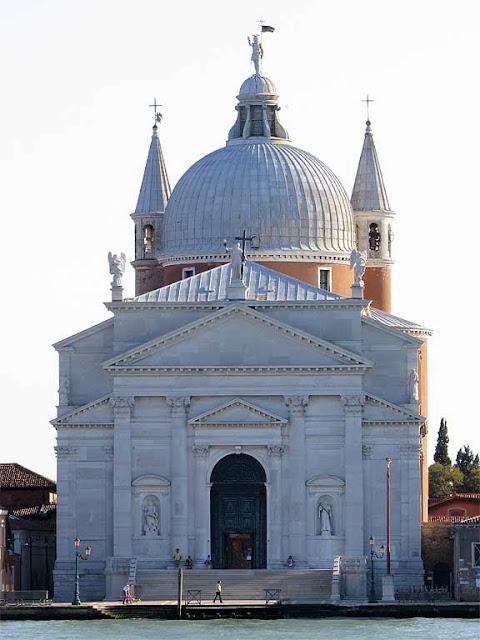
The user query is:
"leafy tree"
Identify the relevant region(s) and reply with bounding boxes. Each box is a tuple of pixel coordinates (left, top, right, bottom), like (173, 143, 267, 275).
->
(428, 462, 464, 499)
(433, 417, 451, 465)
(455, 445, 479, 475)
(461, 467, 480, 493)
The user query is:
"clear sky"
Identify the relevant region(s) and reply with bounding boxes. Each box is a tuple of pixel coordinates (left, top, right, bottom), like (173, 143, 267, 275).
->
(1, 0, 478, 481)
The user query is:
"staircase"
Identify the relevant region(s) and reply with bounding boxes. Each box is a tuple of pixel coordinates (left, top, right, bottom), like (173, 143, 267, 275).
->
(135, 568, 332, 603)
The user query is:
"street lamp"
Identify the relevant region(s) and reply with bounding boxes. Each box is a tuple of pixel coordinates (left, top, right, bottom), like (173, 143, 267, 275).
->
(72, 537, 91, 606)
(368, 536, 385, 603)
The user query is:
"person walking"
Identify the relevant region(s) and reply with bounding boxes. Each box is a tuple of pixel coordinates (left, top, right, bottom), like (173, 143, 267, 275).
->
(122, 583, 132, 605)
(213, 579, 223, 603)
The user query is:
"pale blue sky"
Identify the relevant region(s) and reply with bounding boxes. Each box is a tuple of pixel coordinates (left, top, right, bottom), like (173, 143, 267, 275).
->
(1, 0, 478, 479)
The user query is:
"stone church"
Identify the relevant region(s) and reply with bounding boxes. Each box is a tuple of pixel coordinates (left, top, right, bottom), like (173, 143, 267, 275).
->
(52, 36, 431, 601)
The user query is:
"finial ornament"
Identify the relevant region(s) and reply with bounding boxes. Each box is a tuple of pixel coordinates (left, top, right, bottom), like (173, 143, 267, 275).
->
(361, 94, 375, 121)
(108, 252, 126, 287)
(148, 98, 163, 126)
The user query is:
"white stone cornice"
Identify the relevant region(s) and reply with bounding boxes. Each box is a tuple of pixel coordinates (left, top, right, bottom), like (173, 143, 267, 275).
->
(166, 396, 191, 416)
(105, 364, 369, 375)
(188, 398, 287, 427)
(56, 423, 114, 430)
(285, 395, 309, 416)
(341, 395, 365, 414)
(51, 394, 112, 427)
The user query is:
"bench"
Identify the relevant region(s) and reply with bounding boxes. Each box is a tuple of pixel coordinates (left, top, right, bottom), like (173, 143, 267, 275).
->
(185, 589, 202, 605)
(264, 588, 281, 604)
(0, 590, 50, 605)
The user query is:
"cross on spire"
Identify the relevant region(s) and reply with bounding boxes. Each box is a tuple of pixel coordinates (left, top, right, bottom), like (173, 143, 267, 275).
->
(361, 94, 375, 120)
(148, 98, 163, 125)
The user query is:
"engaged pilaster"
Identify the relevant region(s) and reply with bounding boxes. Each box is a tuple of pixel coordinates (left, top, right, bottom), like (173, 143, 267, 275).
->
(110, 396, 134, 558)
(342, 395, 365, 556)
(167, 396, 191, 555)
(285, 395, 309, 565)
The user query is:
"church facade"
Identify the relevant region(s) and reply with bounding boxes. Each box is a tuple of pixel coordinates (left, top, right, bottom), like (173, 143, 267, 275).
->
(52, 37, 430, 601)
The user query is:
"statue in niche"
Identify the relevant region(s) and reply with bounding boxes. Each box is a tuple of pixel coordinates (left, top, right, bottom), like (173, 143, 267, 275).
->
(248, 34, 263, 75)
(143, 504, 159, 534)
(350, 250, 367, 286)
(108, 251, 126, 287)
(318, 502, 333, 535)
(409, 368, 419, 401)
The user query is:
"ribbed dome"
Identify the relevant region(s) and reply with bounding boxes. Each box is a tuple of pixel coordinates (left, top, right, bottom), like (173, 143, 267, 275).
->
(163, 141, 355, 258)
(239, 75, 277, 97)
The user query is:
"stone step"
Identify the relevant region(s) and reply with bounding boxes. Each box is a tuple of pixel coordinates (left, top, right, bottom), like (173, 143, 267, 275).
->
(134, 569, 332, 601)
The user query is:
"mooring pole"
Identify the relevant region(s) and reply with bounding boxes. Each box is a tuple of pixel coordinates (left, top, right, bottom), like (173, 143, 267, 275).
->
(177, 567, 184, 619)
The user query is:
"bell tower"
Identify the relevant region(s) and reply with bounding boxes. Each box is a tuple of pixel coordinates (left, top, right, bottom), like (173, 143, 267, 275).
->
(351, 119, 395, 312)
(131, 107, 171, 296)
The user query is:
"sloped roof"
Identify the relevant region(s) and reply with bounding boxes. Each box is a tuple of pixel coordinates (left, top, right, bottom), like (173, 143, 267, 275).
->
(135, 124, 171, 214)
(9, 504, 56, 518)
(0, 463, 56, 489)
(135, 261, 343, 303)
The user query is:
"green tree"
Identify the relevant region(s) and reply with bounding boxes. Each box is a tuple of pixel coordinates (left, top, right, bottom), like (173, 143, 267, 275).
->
(455, 445, 479, 475)
(461, 467, 480, 493)
(428, 462, 463, 499)
(433, 417, 451, 465)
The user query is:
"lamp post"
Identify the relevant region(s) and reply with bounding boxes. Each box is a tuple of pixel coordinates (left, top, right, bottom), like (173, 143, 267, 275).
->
(72, 537, 91, 606)
(368, 536, 385, 603)
(386, 457, 391, 575)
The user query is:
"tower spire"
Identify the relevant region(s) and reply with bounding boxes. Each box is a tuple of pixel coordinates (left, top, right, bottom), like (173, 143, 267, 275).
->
(131, 105, 172, 296)
(351, 114, 395, 313)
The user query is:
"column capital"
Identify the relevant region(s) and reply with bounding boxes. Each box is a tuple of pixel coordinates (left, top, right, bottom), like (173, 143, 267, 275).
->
(193, 445, 209, 459)
(341, 395, 365, 414)
(166, 396, 191, 416)
(109, 396, 135, 418)
(268, 445, 285, 458)
(285, 395, 309, 416)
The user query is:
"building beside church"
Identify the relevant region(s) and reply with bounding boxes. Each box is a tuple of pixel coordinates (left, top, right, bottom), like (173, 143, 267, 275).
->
(52, 36, 431, 601)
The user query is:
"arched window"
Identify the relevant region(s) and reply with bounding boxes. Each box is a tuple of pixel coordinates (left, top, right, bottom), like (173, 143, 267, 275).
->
(369, 223, 380, 251)
(143, 225, 154, 254)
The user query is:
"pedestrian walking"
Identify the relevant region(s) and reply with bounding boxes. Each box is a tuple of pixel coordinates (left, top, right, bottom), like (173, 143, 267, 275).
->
(213, 579, 223, 603)
(122, 583, 132, 604)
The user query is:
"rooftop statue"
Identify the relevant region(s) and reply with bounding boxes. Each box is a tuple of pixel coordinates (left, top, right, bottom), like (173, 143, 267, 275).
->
(248, 34, 263, 75)
(349, 250, 367, 286)
(108, 252, 126, 287)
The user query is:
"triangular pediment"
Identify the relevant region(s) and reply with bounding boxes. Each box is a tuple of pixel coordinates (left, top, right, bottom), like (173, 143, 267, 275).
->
(104, 304, 372, 371)
(51, 394, 113, 428)
(363, 392, 424, 424)
(189, 398, 288, 427)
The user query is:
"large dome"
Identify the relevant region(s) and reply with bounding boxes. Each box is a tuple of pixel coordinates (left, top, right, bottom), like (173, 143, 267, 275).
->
(162, 72, 356, 263)
(163, 140, 355, 260)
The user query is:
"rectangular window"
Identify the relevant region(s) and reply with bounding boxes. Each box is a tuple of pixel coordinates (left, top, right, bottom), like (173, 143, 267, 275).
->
(318, 268, 331, 291)
(473, 542, 480, 568)
(182, 268, 195, 279)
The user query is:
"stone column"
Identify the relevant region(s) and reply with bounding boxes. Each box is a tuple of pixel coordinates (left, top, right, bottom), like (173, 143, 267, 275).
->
(342, 395, 365, 556)
(268, 445, 284, 567)
(110, 397, 134, 558)
(167, 396, 190, 556)
(193, 446, 210, 564)
(285, 395, 309, 566)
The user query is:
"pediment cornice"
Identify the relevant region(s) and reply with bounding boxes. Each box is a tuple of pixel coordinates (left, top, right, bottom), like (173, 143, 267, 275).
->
(103, 303, 373, 369)
(51, 394, 112, 427)
(188, 398, 288, 428)
(364, 392, 425, 423)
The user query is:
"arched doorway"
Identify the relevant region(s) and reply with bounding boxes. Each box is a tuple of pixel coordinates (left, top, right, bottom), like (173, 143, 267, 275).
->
(210, 454, 266, 569)
(433, 562, 451, 589)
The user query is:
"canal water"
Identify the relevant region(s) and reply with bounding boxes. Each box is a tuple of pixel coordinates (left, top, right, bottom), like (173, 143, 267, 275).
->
(1, 618, 477, 640)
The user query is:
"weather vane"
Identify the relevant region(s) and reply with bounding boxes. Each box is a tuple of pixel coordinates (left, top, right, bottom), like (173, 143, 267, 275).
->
(149, 98, 163, 125)
(361, 94, 375, 120)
